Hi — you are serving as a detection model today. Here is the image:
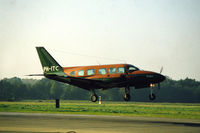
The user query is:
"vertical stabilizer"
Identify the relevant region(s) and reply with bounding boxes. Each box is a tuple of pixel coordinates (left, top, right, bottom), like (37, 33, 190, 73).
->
(36, 47, 64, 76)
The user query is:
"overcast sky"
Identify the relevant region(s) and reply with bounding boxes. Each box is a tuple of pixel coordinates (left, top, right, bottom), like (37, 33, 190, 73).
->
(0, 0, 200, 81)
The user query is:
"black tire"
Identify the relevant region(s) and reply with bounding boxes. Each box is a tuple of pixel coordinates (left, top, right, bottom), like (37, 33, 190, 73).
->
(149, 93, 156, 100)
(124, 93, 131, 101)
(91, 94, 98, 102)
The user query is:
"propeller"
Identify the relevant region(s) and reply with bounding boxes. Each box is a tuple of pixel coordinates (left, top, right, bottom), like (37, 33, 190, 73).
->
(158, 66, 163, 90)
(160, 66, 163, 74)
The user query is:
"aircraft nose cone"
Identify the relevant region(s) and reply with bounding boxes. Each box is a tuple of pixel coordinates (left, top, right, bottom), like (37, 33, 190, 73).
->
(157, 73, 165, 82)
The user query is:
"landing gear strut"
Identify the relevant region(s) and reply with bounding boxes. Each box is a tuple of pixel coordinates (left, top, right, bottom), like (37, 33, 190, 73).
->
(124, 86, 131, 101)
(149, 93, 156, 100)
(90, 89, 98, 102)
(149, 84, 156, 100)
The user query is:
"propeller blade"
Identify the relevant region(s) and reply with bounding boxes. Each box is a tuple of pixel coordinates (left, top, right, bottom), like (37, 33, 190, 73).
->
(160, 66, 163, 74)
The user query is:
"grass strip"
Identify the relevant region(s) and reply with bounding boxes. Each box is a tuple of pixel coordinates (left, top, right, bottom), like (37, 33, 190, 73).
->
(0, 100, 200, 119)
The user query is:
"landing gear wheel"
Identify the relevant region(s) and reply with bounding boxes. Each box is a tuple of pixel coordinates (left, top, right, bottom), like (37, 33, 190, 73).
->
(124, 93, 131, 101)
(91, 94, 98, 102)
(149, 93, 156, 100)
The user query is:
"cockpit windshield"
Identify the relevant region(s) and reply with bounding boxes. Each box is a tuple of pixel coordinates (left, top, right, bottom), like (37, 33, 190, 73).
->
(127, 65, 139, 73)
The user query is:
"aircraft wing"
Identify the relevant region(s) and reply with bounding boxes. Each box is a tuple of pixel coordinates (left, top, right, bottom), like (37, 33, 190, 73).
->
(27, 72, 107, 90)
(45, 74, 105, 90)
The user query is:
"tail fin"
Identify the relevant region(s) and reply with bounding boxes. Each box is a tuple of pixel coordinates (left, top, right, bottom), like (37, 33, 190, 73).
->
(36, 47, 65, 76)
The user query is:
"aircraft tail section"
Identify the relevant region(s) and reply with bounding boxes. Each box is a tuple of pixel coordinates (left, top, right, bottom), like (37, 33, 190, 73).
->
(36, 47, 66, 77)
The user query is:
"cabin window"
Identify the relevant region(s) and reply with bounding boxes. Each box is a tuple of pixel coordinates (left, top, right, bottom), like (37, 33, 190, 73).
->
(87, 69, 95, 75)
(117, 67, 125, 73)
(98, 68, 107, 75)
(109, 67, 116, 74)
(78, 70, 84, 76)
(128, 66, 139, 73)
(70, 71, 75, 76)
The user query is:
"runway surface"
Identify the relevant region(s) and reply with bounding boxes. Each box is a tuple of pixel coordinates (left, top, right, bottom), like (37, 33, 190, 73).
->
(0, 112, 200, 133)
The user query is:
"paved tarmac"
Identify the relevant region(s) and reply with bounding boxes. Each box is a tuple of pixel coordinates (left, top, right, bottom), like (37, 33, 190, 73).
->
(0, 112, 200, 133)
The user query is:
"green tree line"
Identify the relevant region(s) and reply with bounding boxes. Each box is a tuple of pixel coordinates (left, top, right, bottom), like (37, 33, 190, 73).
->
(0, 77, 200, 102)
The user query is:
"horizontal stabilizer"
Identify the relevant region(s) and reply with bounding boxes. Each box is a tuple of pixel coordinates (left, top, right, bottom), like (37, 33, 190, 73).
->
(26, 74, 44, 76)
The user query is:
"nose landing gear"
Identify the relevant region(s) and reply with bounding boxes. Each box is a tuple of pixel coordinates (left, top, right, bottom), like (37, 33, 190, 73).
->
(149, 93, 156, 100)
(149, 84, 156, 101)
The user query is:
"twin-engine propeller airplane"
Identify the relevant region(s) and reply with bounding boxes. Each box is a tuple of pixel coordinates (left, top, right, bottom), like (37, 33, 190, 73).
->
(29, 47, 165, 102)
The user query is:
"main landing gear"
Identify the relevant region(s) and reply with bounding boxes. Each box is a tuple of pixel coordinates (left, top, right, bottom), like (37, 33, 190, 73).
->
(90, 89, 98, 102)
(124, 86, 131, 101)
(91, 94, 98, 102)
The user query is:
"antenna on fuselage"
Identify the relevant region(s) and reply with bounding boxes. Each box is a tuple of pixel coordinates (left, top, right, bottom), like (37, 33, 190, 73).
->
(47, 47, 126, 64)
